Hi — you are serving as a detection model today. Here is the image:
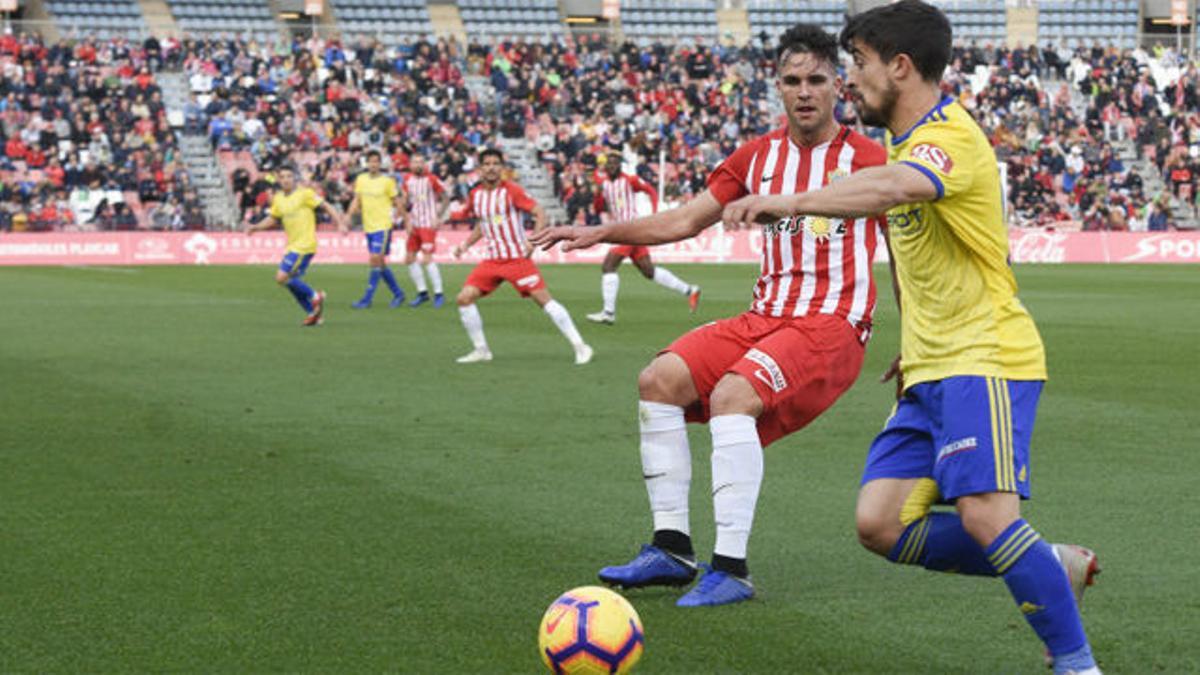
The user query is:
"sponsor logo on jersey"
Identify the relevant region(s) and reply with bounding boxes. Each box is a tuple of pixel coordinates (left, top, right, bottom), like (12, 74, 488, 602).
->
(910, 143, 954, 173)
(887, 206, 924, 231)
(516, 274, 541, 287)
(763, 215, 844, 240)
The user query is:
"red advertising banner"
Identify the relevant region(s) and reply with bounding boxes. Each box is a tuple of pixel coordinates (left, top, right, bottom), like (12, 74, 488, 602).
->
(0, 229, 1198, 266)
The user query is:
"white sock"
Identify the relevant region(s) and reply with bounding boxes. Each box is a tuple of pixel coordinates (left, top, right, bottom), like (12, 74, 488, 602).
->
(653, 267, 692, 295)
(425, 262, 443, 294)
(543, 300, 585, 348)
(639, 401, 691, 535)
(710, 414, 764, 560)
(601, 272, 619, 315)
(458, 304, 488, 350)
(408, 263, 428, 293)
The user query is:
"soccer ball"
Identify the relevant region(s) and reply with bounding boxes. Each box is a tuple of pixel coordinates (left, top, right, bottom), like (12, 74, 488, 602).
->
(538, 585, 644, 674)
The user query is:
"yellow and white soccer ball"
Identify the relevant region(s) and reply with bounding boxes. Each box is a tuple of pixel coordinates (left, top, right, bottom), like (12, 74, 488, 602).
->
(538, 585, 644, 674)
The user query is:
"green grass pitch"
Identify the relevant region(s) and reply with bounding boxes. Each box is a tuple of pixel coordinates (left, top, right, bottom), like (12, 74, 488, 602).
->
(1, 263, 1197, 673)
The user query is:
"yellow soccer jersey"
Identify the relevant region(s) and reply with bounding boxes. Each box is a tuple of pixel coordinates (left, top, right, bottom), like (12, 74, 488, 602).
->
(886, 96, 1047, 388)
(354, 173, 398, 233)
(270, 187, 323, 254)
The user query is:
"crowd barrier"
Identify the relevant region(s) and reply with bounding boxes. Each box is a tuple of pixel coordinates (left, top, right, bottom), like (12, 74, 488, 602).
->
(1, 228, 1198, 266)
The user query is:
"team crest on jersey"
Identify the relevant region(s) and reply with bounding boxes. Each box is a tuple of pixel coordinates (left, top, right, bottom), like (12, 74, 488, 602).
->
(826, 168, 850, 183)
(491, 214, 505, 225)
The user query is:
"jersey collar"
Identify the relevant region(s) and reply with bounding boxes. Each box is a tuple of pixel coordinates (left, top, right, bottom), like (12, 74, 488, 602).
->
(890, 95, 955, 146)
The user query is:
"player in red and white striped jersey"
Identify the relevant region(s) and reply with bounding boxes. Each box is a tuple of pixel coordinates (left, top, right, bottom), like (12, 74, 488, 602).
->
(531, 25, 886, 605)
(451, 148, 593, 365)
(400, 154, 451, 307)
(586, 153, 701, 325)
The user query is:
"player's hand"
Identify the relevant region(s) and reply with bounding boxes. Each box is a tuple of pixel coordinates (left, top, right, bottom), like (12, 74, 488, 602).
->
(530, 225, 605, 252)
(880, 354, 904, 400)
(452, 244, 464, 259)
(722, 194, 800, 228)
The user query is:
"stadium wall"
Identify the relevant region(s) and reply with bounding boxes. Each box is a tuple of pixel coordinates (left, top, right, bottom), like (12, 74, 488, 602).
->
(2, 230, 1200, 265)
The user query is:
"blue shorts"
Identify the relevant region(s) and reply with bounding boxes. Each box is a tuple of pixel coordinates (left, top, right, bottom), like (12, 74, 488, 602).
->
(861, 376, 1043, 500)
(279, 251, 314, 277)
(365, 230, 392, 256)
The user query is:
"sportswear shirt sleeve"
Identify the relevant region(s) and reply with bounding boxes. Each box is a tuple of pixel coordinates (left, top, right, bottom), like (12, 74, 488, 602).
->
(705, 140, 758, 206)
(304, 188, 324, 209)
(506, 182, 538, 212)
(895, 124, 973, 201)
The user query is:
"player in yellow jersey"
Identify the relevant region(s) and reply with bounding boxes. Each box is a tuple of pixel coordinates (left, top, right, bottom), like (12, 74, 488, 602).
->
(721, 2, 1101, 672)
(348, 149, 408, 309)
(246, 165, 347, 326)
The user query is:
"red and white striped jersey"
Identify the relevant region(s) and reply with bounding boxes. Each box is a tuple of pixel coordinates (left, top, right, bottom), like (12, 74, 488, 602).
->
(464, 180, 539, 260)
(707, 126, 887, 327)
(594, 173, 658, 221)
(401, 172, 446, 229)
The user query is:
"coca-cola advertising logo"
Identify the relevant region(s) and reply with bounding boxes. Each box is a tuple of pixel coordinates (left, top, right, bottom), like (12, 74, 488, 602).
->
(1010, 231, 1068, 263)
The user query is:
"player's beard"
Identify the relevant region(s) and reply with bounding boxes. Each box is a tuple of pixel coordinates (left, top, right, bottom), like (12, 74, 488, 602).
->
(856, 80, 900, 128)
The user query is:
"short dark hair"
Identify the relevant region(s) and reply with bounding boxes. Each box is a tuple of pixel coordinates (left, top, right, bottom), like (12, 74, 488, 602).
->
(365, 149, 381, 160)
(278, 164, 297, 175)
(776, 23, 840, 71)
(479, 148, 504, 164)
(840, 0, 952, 83)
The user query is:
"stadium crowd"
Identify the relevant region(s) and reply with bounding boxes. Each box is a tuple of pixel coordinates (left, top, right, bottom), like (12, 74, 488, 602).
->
(3, 27, 1199, 233)
(0, 30, 206, 231)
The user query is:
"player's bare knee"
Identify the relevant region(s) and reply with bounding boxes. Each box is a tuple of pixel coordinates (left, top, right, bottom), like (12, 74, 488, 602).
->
(456, 290, 475, 307)
(709, 374, 763, 417)
(274, 272, 290, 285)
(956, 494, 1019, 546)
(637, 359, 691, 406)
(636, 261, 655, 279)
(855, 508, 900, 556)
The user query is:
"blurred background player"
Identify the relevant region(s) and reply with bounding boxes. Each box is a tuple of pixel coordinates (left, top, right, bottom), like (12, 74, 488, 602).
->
(347, 150, 407, 309)
(722, 3, 1101, 673)
(452, 148, 593, 365)
(401, 154, 451, 308)
(587, 153, 701, 324)
(245, 165, 347, 326)
(532, 25, 884, 605)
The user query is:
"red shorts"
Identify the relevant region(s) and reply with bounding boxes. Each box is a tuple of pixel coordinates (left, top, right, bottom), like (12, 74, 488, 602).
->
(465, 258, 547, 297)
(406, 228, 437, 253)
(666, 312, 866, 447)
(610, 244, 651, 260)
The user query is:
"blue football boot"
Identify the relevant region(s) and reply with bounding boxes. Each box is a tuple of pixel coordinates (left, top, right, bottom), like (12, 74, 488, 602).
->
(432, 293, 445, 308)
(408, 290, 430, 307)
(598, 544, 698, 589)
(351, 298, 372, 309)
(388, 289, 407, 308)
(676, 564, 755, 607)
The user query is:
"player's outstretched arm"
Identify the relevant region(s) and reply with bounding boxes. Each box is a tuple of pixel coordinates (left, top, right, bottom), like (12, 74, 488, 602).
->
(721, 164, 938, 227)
(531, 190, 722, 252)
(319, 201, 349, 234)
(453, 224, 483, 259)
(244, 215, 279, 235)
